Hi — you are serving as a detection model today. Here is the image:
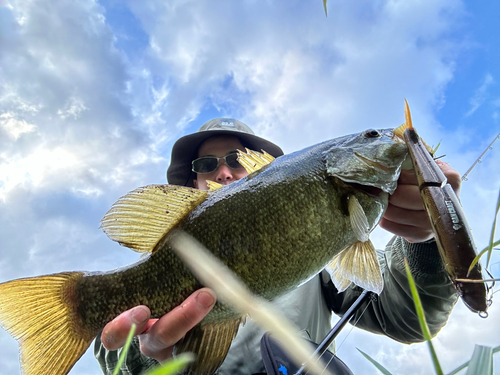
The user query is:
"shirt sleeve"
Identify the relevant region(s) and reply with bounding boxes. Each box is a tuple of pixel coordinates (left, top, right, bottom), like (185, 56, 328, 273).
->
(321, 236, 458, 343)
(94, 332, 159, 375)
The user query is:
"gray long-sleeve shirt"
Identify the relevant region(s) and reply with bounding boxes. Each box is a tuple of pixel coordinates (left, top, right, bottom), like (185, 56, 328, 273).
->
(94, 237, 458, 374)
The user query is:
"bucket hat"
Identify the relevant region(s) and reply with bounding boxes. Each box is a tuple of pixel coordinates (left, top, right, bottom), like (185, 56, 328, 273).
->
(167, 118, 284, 187)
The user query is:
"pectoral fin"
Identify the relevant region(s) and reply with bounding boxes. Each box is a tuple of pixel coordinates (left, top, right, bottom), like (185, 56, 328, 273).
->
(325, 255, 352, 292)
(334, 240, 383, 294)
(174, 317, 242, 375)
(100, 185, 207, 252)
(348, 195, 370, 242)
(237, 148, 275, 174)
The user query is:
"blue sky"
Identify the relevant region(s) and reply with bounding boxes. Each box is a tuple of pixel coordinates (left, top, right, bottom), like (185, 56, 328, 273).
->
(0, 0, 499, 374)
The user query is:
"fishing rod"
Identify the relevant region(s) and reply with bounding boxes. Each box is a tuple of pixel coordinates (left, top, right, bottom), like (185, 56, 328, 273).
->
(293, 290, 372, 375)
(260, 288, 373, 375)
(462, 133, 500, 181)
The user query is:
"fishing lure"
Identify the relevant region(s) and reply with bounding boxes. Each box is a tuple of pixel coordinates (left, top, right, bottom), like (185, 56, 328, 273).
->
(401, 100, 488, 314)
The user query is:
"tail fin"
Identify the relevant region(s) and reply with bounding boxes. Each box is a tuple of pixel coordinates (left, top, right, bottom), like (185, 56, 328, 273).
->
(0, 272, 95, 375)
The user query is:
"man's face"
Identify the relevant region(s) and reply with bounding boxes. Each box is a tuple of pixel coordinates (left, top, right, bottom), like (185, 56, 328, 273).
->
(193, 135, 249, 190)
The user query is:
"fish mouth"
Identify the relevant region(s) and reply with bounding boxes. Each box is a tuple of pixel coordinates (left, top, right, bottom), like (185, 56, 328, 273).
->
(349, 182, 384, 197)
(354, 152, 390, 172)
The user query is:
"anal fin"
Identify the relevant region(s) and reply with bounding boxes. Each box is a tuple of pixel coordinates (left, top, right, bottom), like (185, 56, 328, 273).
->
(174, 317, 242, 374)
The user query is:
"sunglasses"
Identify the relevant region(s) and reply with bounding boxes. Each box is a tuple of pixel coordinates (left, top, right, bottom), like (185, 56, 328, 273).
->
(191, 152, 244, 174)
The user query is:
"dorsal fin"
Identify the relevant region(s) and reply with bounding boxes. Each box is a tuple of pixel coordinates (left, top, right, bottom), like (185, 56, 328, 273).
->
(393, 123, 408, 141)
(100, 185, 207, 252)
(237, 148, 275, 174)
(206, 180, 224, 191)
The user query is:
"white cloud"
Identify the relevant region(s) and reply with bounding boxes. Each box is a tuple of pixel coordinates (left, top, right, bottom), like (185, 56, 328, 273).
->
(57, 96, 88, 120)
(124, 0, 466, 152)
(465, 73, 495, 117)
(0, 0, 168, 203)
(0, 147, 82, 201)
(0, 113, 37, 140)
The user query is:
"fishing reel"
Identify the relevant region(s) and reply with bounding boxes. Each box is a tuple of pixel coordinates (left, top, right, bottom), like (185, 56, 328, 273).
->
(259, 332, 353, 375)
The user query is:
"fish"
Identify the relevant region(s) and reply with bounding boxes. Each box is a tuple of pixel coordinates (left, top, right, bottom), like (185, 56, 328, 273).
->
(399, 100, 487, 314)
(0, 127, 409, 375)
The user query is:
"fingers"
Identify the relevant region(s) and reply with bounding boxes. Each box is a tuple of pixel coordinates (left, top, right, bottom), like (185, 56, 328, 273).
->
(382, 179, 433, 242)
(99, 287, 217, 362)
(379, 212, 433, 243)
(397, 168, 419, 186)
(382, 203, 429, 227)
(399, 160, 461, 190)
(380, 193, 433, 243)
(381, 160, 461, 243)
(436, 160, 461, 196)
(138, 288, 216, 362)
(101, 305, 152, 350)
(387, 183, 423, 211)
(399, 161, 461, 195)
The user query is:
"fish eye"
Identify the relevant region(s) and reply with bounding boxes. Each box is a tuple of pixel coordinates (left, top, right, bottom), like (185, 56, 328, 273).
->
(365, 129, 380, 138)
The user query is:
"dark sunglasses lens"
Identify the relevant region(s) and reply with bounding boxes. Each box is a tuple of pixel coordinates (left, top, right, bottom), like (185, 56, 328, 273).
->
(225, 153, 243, 168)
(193, 157, 218, 173)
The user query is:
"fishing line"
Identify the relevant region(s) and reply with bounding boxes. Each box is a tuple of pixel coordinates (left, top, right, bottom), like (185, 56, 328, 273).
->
(334, 294, 374, 353)
(486, 268, 495, 306)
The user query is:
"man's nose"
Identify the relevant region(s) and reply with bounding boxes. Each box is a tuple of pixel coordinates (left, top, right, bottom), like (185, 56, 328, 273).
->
(215, 164, 234, 184)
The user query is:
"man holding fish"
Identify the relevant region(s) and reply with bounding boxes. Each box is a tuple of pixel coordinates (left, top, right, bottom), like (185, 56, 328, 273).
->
(94, 118, 461, 374)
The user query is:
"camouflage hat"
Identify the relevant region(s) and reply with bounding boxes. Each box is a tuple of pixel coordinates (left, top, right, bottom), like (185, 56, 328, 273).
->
(167, 118, 284, 187)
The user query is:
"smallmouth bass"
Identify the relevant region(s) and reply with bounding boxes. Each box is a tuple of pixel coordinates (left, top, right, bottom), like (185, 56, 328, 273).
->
(0, 127, 409, 375)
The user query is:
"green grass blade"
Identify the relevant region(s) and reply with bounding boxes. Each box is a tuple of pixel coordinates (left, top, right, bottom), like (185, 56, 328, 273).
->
(469, 239, 500, 273)
(404, 258, 443, 375)
(356, 348, 393, 375)
(142, 353, 195, 375)
(447, 359, 469, 375)
(112, 324, 136, 375)
(465, 345, 493, 375)
(447, 344, 500, 375)
(323, 0, 328, 16)
(431, 141, 441, 156)
(469, 188, 500, 273)
(486, 189, 500, 268)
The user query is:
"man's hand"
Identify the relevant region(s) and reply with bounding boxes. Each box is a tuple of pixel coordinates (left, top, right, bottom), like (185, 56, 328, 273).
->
(379, 160, 461, 243)
(100, 288, 216, 362)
